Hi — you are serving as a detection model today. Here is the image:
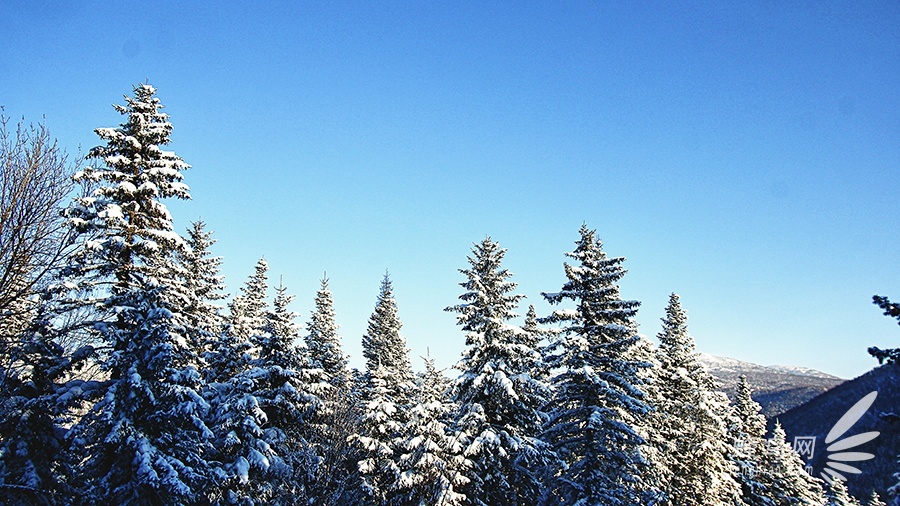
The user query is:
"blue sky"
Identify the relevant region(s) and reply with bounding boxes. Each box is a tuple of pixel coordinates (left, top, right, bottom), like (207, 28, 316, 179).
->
(2, 1, 897, 378)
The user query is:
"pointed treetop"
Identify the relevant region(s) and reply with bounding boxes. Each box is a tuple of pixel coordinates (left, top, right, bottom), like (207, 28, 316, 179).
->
(306, 276, 348, 387)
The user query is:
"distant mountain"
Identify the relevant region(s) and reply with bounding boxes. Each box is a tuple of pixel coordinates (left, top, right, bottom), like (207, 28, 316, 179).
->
(697, 353, 845, 418)
(772, 364, 900, 502)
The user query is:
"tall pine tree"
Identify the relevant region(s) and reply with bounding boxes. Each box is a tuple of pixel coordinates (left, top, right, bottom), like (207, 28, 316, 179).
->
(539, 224, 649, 506)
(446, 237, 550, 506)
(230, 258, 269, 341)
(352, 273, 417, 504)
(253, 279, 321, 504)
(64, 83, 214, 504)
(177, 220, 227, 363)
(729, 375, 773, 506)
(305, 277, 349, 391)
(304, 276, 356, 505)
(650, 293, 741, 505)
(397, 356, 470, 506)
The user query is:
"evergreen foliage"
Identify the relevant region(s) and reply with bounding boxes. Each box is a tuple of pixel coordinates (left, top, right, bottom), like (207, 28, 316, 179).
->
(762, 422, 827, 505)
(826, 478, 861, 506)
(446, 237, 551, 506)
(867, 295, 900, 504)
(539, 224, 648, 506)
(867, 295, 899, 365)
(351, 273, 418, 504)
(729, 375, 775, 506)
(63, 83, 216, 504)
(628, 334, 668, 504)
(361, 273, 415, 399)
(1, 83, 882, 506)
(397, 356, 470, 506)
(177, 220, 227, 362)
(303, 277, 357, 505)
(651, 293, 742, 505)
(0, 310, 95, 504)
(864, 490, 886, 506)
(250, 280, 321, 504)
(305, 277, 349, 391)
(230, 258, 269, 341)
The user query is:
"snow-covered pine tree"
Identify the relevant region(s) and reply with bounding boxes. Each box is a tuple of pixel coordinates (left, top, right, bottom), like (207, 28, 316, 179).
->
(177, 220, 227, 363)
(762, 422, 826, 505)
(353, 364, 403, 505)
(205, 268, 302, 505)
(539, 224, 649, 506)
(361, 272, 415, 400)
(63, 83, 215, 504)
(260, 280, 307, 372)
(253, 279, 323, 504)
(651, 293, 742, 505)
(729, 375, 774, 506)
(305, 276, 349, 391)
(0, 309, 96, 505)
(304, 276, 357, 505)
(230, 258, 269, 341)
(863, 490, 886, 506)
(397, 356, 470, 506)
(205, 364, 278, 505)
(628, 334, 668, 504)
(522, 304, 551, 384)
(445, 237, 550, 506)
(352, 273, 417, 504)
(825, 478, 860, 506)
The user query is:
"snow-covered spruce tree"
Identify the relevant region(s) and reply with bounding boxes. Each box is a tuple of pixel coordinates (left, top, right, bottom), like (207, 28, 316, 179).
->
(230, 258, 269, 341)
(352, 365, 403, 505)
(63, 83, 215, 504)
(305, 276, 349, 391)
(762, 422, 826, 506)
(539, 224, 649, 506)
(304, 276, 357, 505)
(628, 334, 668, 504)
(863, 490, 886, 506)
(522, 304, 551, 384)
(205, 363, 277, 505)
(397, 356, 470, 506)
(202, 292, 265, 505)
(728, 375, 774, 506)
(177, 220, 227, 363)
(0, 309, 96, 505)
(205, 267, 320, 505)
(445, 237, 551, 506)
(352, 273, 417, 504)
(361, 272, 416, 400)
(253, 280, 323, 504)
(825, 478, 860, 506)
(651, 293, 742, 505)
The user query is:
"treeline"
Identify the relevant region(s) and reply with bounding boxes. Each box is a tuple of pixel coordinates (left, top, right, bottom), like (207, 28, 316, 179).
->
(0, 84, 887, 506)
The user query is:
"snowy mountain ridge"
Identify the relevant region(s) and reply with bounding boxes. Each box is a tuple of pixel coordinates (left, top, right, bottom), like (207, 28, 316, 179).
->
(697, 352, 843, 380)
(764, 364, 843, 380)
(696, 352, 845, 418)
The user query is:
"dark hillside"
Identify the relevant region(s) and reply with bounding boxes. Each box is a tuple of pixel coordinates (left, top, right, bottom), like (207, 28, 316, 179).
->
(772, 364, 900, 502)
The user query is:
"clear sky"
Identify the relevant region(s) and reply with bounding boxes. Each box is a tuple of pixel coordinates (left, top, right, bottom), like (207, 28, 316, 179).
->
(1, 1, 897, 379)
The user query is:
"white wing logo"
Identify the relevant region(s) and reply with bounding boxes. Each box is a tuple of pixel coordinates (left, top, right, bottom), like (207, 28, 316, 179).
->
(820, 391, 880, 483)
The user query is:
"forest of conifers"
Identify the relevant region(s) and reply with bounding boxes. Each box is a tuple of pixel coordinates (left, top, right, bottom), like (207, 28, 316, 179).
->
(0, 84, 890, 506)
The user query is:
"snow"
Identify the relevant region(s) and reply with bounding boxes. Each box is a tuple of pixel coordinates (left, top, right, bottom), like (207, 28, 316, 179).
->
(234, 456, 250, 484)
